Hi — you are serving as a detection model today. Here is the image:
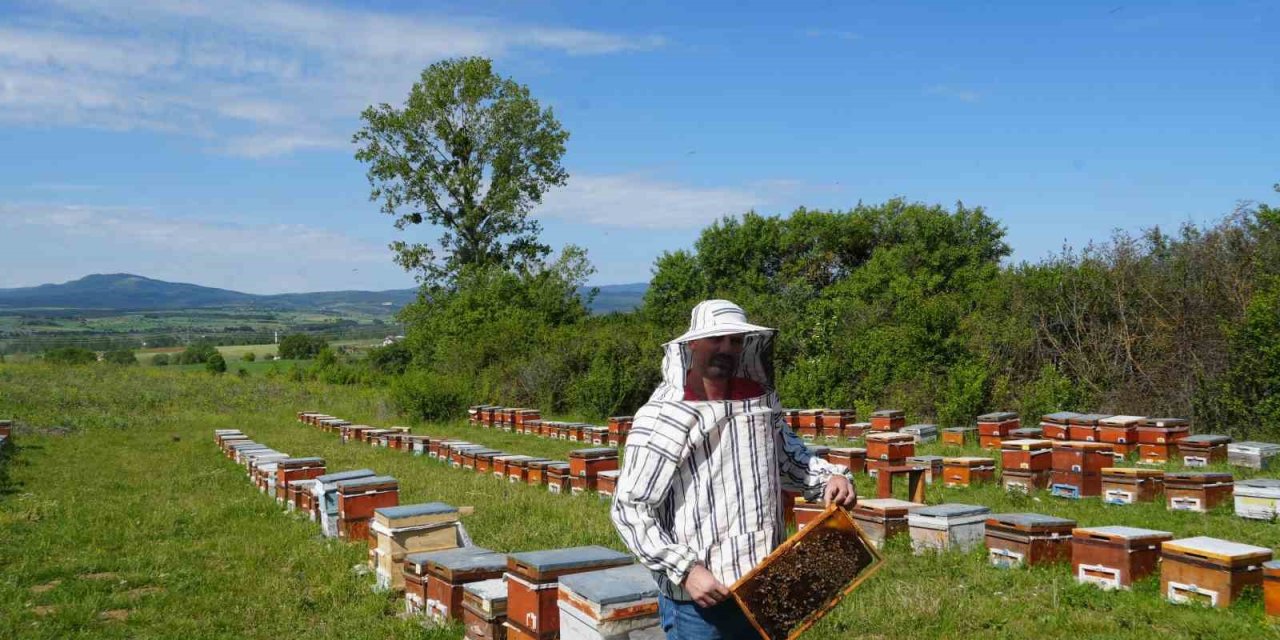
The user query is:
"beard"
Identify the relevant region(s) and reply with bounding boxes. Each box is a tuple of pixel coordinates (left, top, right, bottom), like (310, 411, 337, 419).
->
(704, 353, 737, 379)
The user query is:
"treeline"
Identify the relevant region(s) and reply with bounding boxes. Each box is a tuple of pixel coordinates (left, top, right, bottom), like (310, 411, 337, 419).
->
(366, 194, 1277, 441)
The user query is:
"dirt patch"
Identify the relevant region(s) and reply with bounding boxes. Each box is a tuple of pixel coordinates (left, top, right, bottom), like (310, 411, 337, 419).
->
(32, 605, 57, 616)
(31, 580, 61, 594)
(82, 572, 120, 581)
(99, 609, 130, 622)
(126, 586, 163, 600)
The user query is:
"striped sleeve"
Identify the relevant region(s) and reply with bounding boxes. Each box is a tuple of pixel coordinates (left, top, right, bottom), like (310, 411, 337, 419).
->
(610, 434, 699, 587)
(774, 419, 847, 500)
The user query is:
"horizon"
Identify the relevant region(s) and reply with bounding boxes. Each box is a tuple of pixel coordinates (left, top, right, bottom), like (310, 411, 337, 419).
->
(1, 1, 1276, 294)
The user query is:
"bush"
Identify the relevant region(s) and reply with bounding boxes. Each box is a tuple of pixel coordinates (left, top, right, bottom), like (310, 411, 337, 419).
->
(278, 334, 328, 360)
(236, 367, 249, 378)
(103, 349, 138, 366)
(43, 347, 98, 365)
(151, 353, 171, 366)
(242, 352, 256, 362)
(366, 341, 411, 375)
(175, 342, 218, 365)
(206, 353, 227, 374)
(390, 369, 468, 421)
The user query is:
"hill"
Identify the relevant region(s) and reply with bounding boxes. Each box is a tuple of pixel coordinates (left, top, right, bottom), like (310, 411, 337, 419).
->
(0, 273, 646, 314)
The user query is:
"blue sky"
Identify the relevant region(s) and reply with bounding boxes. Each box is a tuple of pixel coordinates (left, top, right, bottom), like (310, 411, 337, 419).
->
(0, 0, 1276, 293)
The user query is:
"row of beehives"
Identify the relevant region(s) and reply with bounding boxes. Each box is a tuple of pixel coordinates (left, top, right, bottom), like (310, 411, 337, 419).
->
(798, 499, 1280, 613)
(217, 424, 667, 640)
(299, 411, 626, 498)
(467, 405, 632, 448)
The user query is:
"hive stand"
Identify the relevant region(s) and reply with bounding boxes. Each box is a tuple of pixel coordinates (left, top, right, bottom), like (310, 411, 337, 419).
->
(876, 464, 927, 502)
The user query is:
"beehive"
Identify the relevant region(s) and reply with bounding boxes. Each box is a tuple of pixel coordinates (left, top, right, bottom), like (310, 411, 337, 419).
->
(869, 409, 906, 432)
(546, 463, 572, 494)
(1228, 441, 1280, 471)
(1072, 526, 1172, 590)
(1098, 415, 1144, 456)
(1009, 427, 1044, 439)
(405, 546, 507, 622)
(942, 427, 977, 447)
(1000, 439, 1052, 472)
(796, 409, 824, 440)
(902, 424, 938, 444)
(942, 457, 995, 488)
(1002, 469, 1051, 494)
(851, 498, 923, 548)
(1066, 413, 1111, 443)
(1177, 434, 1231, 467)
(595, 470, 620, 498)
(1101, 467, 1164, 505)
(312, 469, 377, 531)
(556, 564, 661, 640)
(909, 504, 991, 554)
(1265, 561, 1280, 618)
(504, 546, 632, 640)
(865, 432, 914, 461)
(336, 475, 399, 543)
(822, 409, 855, 441)
(906, 455, 943, 484)
(985, 513, 1075, 568)
(1039, 412, 1080, 441)
(1161, 537, 1272, 608)
(1166, 472, 1234, 513)
(372, 503, 463, 591)
(1136, 417, 1190, 445)
(824, 447, 867, 475)
(462, 577, 509, 640)
(1233, 479, 1280, 521)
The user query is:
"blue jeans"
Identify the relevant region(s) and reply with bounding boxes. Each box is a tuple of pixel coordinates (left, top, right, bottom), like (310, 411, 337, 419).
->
(658, 595, 763, 640)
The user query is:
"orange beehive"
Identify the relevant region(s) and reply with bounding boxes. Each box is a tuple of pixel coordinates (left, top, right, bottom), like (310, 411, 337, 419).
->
(825, 447, 866, 474)
(942, 457, 996, 487)
(942, 427, 977, 447)
(1177, 434, 1231, 467)
(595, 470, 620, 498)
(796, 409, 824, 440)
(1067, 414, 1111, 443)
(1039, 412, 1080, 441)
(1051, 441, 1115, 474)
(866, 432, 914, 461)
(977, 412, 1020, 439)
(1000, 439, 1053, 472)
(503, 547, 631, 640)
(1266, 561, 1280, 618)
(985, 513, 1076, 568)
(1072, 526, 1172, 590)
(1101, 467, 1164, 505)
(546, 463, 572, 494)
(1098, 415, 1144, 456)
(1161, 537, 1272, 608)
(1002, 469, 1051, 494)
(274, 457, 326, 503)
(869, 409, 906, 432)
(1165, 472, 1234, 513)
(1136, 418, 1190, 445)
(823, 409, 855, 441)
(568, 448, 619, 480)
(1138, 443, 1178, 465)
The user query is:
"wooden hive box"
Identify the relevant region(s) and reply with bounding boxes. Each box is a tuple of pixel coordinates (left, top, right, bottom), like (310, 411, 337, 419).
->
(1039, 412, 1080, 441)
(504, 409, 520, 431)
(1002, 469, 1051, 494)
(942, 457, 996, 488)
(869, 409, 905, 432)
(539, 421, 560, 439)
(825, 447, 866, 475)
(978, 411, 1021, 439)
(1166, 472, 1234, 513)
(525, 459, 555, 487)
(339, 425, 367, 444)
(546, 463, 572, 494)
(402, 435, 430, 456)
(484, 407, 501, 428)
(1101, 467, 1164, 505)
(865, 432, 914, 461)
(1138, 442, 1178, 466)
(312, 469, 375, 533)
(406, 546, 507, 622)
(213, 429, 242, 445)
(584, 426, 609, 446)
(288, 479, 318, 514)
(336, 475, 400, 543)
(568, 448, 620, 479)
(606, 416, 633, 441)
(1161, 537, 1272, 608)
(1000, 439, 1053, 472)
(468, 405, 484, 424)
(1009, 427, 1044, 439)
(1266, 561, 1280, 618)
(595, 470, 620, 498)
(363, 428, 394, 445)
(1051, 441, 1114, 473)
(1066, 413, 1111, 443)
(822, 409, 855, 442)
(463, 577, 509, 640)
(1098, 415, 1144, 456)
(732, 506, 884, 640)
(492, 455, 531, 480)
(372, 503, 462, 592)
(515, 409, 541, 429)
(1049, 470, 1103, 500)
(510, 457, 552, 485)
(781, 409, 800, 430)
(1233, 478, 1280, 521)
(1136, 418, 1190, 445)
(251, 454, 290, 493)
(846, 421, 871, 440)
(985, 513, 1076, 568)
(906, 455, 944, 484)
(902, 424, 939, 445)
(464, 448, 503, 473)
(1071, 525, 1172, 590)
(942, 427, 977, 447)
(474, 450, 504, 476)
(565, 423, 588, 443)
(1177, 434, 1231, 467)
(792, 498, 827, 530)
(504, 546, 632, 640)
(851, 498, 925, 548)
(1228, 441, 1280, 471)
(451, 444, 487, 469)
(908, 503, 991, 554)
(556, 564, 661, 640)
(796, 409, 824, 440)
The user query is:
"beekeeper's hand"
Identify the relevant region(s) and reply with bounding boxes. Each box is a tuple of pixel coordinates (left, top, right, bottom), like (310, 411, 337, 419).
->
(683, 564, 730, 608)
(824, 474, 857, 508)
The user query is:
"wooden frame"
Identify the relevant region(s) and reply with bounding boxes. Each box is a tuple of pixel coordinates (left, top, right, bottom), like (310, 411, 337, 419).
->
(730, 505, 884, 640)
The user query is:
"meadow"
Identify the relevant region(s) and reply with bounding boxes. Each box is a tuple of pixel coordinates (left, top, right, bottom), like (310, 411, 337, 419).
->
(1, 364, 1278, 639)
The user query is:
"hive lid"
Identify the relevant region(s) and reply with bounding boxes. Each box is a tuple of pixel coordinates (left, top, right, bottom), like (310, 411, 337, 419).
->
(903, 424, 938, 432)
(278, 457, 325, 466)
(1229, 441, 1280, 453)
(1040, 411, 1081, 423)
(1265, 561, 1280, 572)
(799, 409, 824, 415)
(1101, 467, 1163, 478)
(1001, 439, 1052, 449)
(419, 548, 508, 574)
(314, 469, 375, 484)
(493, 454, 534, 463)
(987, 513, 1076, 529)
(828, 447, 867, 455)
(1009, 428, 1043, 437)
(558, 564, 660, 606)
(375, 502, 456, 520)
(1139, 417, 1188, 428)
(598, 470, 621, 479)
(1164, 537, 1272, 561)
(865, 432, 913, 442)
(335, 475, 397, 490)
(406, 545, 493, 569)
(943, 426, 976, 433)
(547, 462, 571, 472)
(1237, 479, 1280, 489)
(1073, 525, 1172, 541)
(914, 503, 990, 518)
(853, 498, 924, 514)
(1179, 434, 1231, 445)
(462, 447, 502, 456)
(1165, 471, 1233, 482)
(906, 455, 944, 464)
(977, 411, 1019, 421)
(1067, 413, 1113, 425)
(569, 448, 619, 459)
(944, 457, 995, 464)
(871, 409, 905, 418)
(1099, 415, 1145, 426)
(464, 577, 509, 603)
(508, 545, 632, 573)
(1053, 441, 1114, 451)
(472, 449, 504, 459)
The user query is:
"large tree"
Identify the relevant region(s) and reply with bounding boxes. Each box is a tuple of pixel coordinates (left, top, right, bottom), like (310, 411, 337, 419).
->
(353, 57, 569, 285)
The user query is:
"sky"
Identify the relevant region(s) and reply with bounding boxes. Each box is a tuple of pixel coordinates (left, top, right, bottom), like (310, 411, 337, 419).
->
(0, 0, 1276, 293)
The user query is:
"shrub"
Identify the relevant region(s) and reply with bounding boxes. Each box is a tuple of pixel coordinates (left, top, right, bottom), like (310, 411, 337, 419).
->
(151, 353, 171, 366)
(390, 369, 468, 421)
(278, 334, 328, 360)
(236, 367, 249, 378)
(242, 352, 256, 362)
(206, 353, 227, 374)
(43, 347, 98, 365)
(176, 342, 218, 365)
(103, 349, 138, 366)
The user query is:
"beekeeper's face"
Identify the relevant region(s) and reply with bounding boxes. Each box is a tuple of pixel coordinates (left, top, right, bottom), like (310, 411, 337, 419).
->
(687, 333, 746, 380)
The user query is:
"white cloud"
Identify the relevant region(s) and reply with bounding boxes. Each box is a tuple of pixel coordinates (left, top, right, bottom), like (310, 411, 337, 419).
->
(537, 174, 765, 229)
(0, 0, 663, 156)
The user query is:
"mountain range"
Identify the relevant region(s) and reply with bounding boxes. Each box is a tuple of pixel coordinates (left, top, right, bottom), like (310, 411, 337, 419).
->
(0, 274, 647, 314)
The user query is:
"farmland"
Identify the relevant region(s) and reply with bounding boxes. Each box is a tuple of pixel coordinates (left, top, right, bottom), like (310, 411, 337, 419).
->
(1, 364, 1278, 639)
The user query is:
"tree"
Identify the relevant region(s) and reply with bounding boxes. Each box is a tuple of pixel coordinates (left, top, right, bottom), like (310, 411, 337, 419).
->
(278, 334, 327, 360)
(43, 347, 97, 365)
(151, 353, 170, 366)
(206, 353, 227, 374)
(353, 57, 569, 285)
(103, 349, 137, 365)
(176, 342, 218, 365)
(242, 352, 256, 362)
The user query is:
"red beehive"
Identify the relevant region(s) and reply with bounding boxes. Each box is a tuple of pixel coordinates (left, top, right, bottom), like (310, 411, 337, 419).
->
(336, 475, 400, 543)
(1136, 418, 1190, 445)
(977, 412, 1020, 439)
(1161, 537, 1272, 608)
(274, 457, 326, 503)
(1067, 414, 1111, 443)
(793, 499, 826, 530)
(1101, 467, 1164, 505)
(503, 547, 632, 640)
(1098, 415, 1144, 456)
(595, 470, 620, 498)
(527, 459, 556, 488)
(796, 409, 824, 440)
(1265, 561, 1280, 618)
(1072, 526, 1172, 590)
(493, 455, 530, 480)
(823, 409, 855, 441)
(1177, 434, 1231, 467)
(1002, 469, 1051, 494)
(608, 416, 634, 444)
(1050, 470, 1103, 499)
(546, 463, 572, 494)
(942, 457, 996, 488)
(865, 432, 914, 461)
(1039, 412, 1079, 441)
(870, 409, 906, 432)
(851, 498, 924, 548)
(985, 513, 1076, 568)
(509, 458, 551, 485)
(1000, 439, 1053, 472)
(1165, 472, 1234, 513)
(825, 447, 867, 475)
(1138, 443, 1177, 465)
(568, 448, 619, 482)
(1051, 441, 1114, 474)
(404, 547, 507, 623)
(846, 422, 871, 439)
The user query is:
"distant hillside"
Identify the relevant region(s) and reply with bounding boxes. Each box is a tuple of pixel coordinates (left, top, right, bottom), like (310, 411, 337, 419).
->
(0, 274, 647, 314)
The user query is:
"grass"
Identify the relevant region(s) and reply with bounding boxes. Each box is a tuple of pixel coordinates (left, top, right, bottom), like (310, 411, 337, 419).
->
(0, 363, 1278, 639)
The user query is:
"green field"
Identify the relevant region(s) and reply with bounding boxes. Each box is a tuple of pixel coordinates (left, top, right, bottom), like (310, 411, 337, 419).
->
(1, 364, 1279, 639)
